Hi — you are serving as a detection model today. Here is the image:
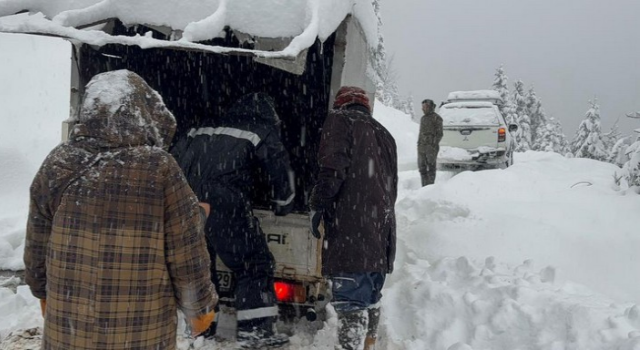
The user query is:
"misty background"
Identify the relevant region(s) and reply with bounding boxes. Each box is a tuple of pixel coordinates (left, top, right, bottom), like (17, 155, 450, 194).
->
(380, 0, 640, 136)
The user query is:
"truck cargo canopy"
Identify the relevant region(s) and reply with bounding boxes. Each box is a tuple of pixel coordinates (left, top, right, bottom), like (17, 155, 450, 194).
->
(0, 0, 378, 59)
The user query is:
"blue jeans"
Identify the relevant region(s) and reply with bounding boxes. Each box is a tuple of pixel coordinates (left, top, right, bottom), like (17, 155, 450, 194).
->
(330, 272, 386, 312)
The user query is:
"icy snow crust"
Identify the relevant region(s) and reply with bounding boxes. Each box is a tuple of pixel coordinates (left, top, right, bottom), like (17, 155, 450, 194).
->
(0, 0, 378, 58)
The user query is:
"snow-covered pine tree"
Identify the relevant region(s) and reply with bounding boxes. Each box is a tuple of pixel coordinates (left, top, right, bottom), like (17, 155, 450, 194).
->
(570, 99, 608, 161)
(602, 118, 622, 157)
(616, 112, 640, 189)
(525, 85, 549, 150)
(370, 2, 413, 115)
(512, 80, 532, 151)
(492, 65, 509, 113)
(404, 93, 415, 120)
(491, 65, 516, 125)
(553, 119, 572, 155)
(537, 117, 571, 154)
(609, 136, 634, 167)
(624, 142, 640, 188)
(370, 0, 387, 102)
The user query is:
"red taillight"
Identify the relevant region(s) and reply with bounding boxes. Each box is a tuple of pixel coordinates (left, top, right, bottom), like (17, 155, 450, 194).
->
(274, 281, 295, 302)
(274, 281, 306, 303)
(498, 127, 506, 142)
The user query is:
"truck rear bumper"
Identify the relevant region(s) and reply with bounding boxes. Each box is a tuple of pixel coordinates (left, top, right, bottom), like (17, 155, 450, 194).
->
(437, 146, 507, 169)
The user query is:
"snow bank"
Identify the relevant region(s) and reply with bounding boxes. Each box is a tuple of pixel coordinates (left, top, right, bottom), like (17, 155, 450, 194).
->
(382, 256, 640, 350)
(393, 151, 640, 304)
(0, 33, 69, 271)
(373, 100, 419, 172)
(0, 286, 41, 340)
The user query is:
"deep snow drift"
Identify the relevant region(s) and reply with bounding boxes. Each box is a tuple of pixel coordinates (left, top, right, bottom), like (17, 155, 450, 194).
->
(1, 34, 640, 350)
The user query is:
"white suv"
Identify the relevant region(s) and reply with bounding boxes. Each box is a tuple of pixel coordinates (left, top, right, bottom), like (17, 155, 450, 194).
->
(437, 90, 517, 169)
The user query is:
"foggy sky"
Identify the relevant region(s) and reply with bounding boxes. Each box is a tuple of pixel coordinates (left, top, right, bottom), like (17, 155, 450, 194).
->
(381, 0, 640, 137)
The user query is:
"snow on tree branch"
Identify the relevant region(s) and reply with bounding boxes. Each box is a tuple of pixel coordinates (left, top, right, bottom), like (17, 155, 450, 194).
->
(626, 112, 640, 119)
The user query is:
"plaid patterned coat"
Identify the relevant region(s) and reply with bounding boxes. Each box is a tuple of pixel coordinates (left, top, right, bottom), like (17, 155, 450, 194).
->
(24, 70, 217, 350)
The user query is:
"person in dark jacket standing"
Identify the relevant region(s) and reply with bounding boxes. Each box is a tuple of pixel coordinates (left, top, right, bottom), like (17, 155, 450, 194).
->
(309, 86, 398, 350)
(417, 99, 443, 186)
(24, 70, 217, 350)
(173, 93, 294, 348)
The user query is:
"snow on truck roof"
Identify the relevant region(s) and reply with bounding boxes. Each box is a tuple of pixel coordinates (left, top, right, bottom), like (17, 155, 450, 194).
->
(447, 90, 502, 102)
(441, 101, 495, 109)
(0, 0, 377, 59)
(439, 101, 499, 125)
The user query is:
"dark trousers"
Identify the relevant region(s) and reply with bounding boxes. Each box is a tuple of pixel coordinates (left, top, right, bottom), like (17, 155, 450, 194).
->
(330, 272, 385, 312)
(204, 186, 278, 336)
(330, 272, 386, 350)
(421, 158, 437, 186)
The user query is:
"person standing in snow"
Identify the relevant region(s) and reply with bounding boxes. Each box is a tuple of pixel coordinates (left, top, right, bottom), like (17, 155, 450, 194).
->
(309, 86, 398, 350)
(24, 70, 217, 350)
(417, 98, 443, 186)
(172, 93, 294, 348)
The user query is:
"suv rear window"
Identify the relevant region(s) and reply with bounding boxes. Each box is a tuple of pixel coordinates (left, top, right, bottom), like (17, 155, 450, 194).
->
(440, 104, 499, 125)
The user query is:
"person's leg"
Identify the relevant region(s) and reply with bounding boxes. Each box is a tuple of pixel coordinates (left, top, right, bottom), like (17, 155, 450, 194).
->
(233, 219, 278, 337)
(420, 172, 429, 187)
(199, 214, 221, 339)
(364, 273, 386, 350)
(331, 273, 378, 350)
(213, 211, 285, 346)
(425, 157, 437, 185)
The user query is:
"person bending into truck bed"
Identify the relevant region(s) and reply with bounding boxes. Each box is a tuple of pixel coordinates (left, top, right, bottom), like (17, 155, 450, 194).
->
(172, 93, 295, 348)
(417, 99, 444, 186)
(309, 86, 398, 350)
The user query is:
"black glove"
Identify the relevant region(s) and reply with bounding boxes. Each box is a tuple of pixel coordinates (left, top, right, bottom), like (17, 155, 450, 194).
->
(309, 209, 323, 239)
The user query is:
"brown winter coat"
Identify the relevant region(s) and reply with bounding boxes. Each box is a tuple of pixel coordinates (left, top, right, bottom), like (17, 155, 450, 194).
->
(417, 111, 444, 174)
(309, 104, 398, 275)
(24, 70, 217, 350)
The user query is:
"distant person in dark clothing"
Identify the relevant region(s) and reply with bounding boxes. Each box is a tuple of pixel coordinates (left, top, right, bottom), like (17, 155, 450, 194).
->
(172, 93, 294, 348)
(417, 99, 443, 186)
(309, 86, 398, 350)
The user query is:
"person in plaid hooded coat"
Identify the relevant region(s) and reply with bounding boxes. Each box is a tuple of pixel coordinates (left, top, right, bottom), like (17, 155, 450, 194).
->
(24, 70, 217, 350)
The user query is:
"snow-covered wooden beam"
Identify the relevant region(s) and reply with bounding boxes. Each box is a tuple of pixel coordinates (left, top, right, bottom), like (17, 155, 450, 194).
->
(0, 13, 301, 59)
(0, 0, 379, 58)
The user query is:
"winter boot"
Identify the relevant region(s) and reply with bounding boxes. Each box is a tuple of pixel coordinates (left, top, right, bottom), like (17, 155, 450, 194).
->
(336, 310, 367, 350)
(200, 321, 218, 340)
(237, 317, 289, 349)
(237, 331, 289, 349)
(363, 307, 380, 350)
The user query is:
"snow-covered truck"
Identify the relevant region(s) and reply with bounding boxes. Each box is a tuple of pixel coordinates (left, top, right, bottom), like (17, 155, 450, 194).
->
(0, 0, 380, 332)
(437, 90, 518, 170)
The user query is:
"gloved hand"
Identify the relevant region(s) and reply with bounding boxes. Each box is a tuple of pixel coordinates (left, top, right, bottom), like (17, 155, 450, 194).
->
(39, 299, 46, 317)
(309, 209, 323, 239)
(274, 201, 294, 216)
(189, 311, 216, 336)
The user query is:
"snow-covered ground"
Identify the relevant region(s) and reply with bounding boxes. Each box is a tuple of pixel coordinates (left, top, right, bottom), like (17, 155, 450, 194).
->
(1, 34, 640, 350)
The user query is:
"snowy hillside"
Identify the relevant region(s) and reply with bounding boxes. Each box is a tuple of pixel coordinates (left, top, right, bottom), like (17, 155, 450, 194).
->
(1, 34, 640, 350)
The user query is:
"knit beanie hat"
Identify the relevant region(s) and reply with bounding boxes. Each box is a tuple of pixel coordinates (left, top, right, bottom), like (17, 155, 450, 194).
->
(333, 86, 371, 113)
